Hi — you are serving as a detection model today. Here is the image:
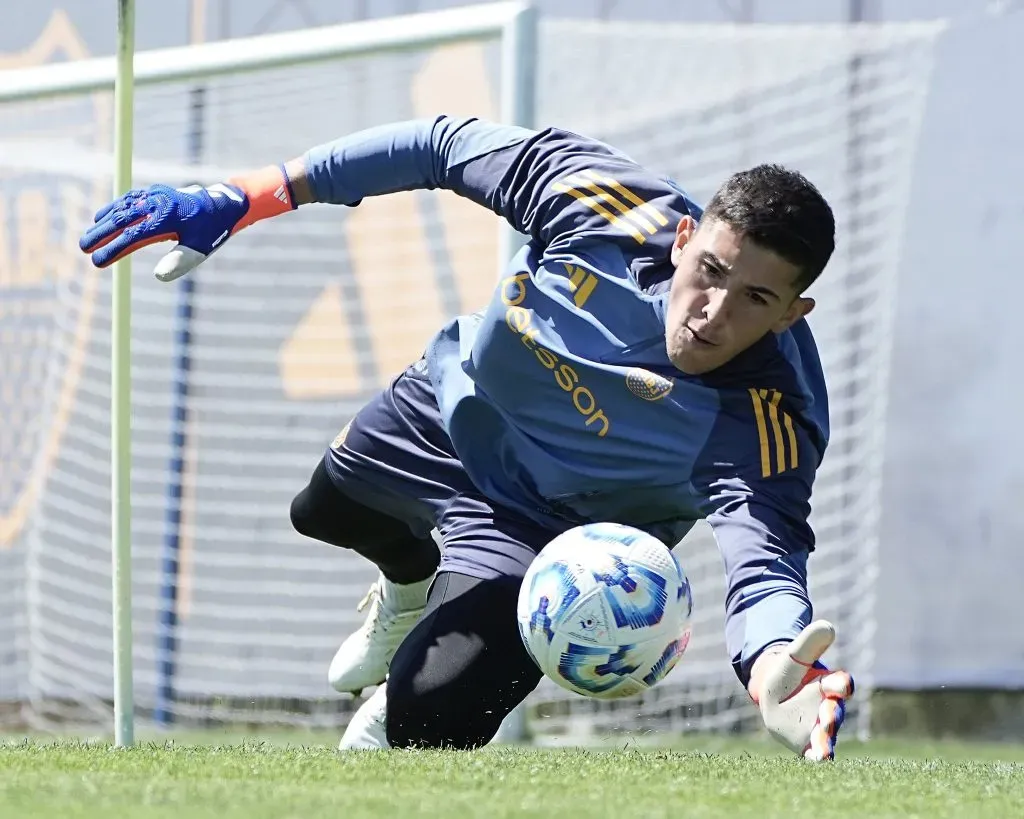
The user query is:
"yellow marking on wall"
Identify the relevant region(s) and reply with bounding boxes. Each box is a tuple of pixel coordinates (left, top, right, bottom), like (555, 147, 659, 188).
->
(0, 190, 59, 287)
(168, 1, 209, 619)
(0, 10, 88, 69)
(277, 281, 361, 399)
(346, 192, 448, 379)
(189, 0, 207, 45)
(412, 42, 500, 315)
(280, 42, 501, 395)
(0, 198, 10, 289)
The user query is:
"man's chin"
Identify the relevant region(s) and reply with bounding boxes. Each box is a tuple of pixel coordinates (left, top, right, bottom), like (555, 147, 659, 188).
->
(667, 328, 724, 375)
(668, 347, 715, 375)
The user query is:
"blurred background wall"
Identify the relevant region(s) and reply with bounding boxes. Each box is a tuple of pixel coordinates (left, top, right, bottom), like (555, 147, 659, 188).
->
(1, 0, 1021, 711)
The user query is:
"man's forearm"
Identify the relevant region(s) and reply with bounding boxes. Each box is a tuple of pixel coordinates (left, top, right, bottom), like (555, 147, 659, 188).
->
(721, 546, 812, 686)
(273, 119, 443, 207)
(247, 118, 451, 211)
(729, 587, 810, 685)
(278, 117, 463, 208)
(268, 115, 535, 223)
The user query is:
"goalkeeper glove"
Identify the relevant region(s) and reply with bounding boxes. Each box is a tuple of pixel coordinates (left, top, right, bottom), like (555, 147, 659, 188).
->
(79, 165, 297, 281)
(748, 620, 855, 761)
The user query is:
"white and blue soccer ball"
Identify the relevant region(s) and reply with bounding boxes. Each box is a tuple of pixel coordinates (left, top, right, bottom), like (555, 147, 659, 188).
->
(516, 522, 694, 700)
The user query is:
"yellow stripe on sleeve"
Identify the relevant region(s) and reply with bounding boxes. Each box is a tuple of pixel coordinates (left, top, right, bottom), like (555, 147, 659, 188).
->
(783, 411, 799, 471)
(580, 169, 670, 226)
(767, 390, 787, 475)
(564, 173, 658, 235)
(552, 181, 646, 243)
(748, 388, 771, 478)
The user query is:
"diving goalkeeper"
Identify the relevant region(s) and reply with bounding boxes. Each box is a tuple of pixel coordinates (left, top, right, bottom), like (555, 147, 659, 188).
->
(80, 115, 854, 759)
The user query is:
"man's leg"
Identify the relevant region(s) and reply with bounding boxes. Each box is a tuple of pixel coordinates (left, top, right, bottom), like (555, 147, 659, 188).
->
(340, 496, 554, 750)
(290, 457, 439, 586)
(290, 457, 439, 693)
(290, 359, 479, 696)
(290, 457, 440, 694)
(385, 571, 543, 749)
(340, 570, 544, 750)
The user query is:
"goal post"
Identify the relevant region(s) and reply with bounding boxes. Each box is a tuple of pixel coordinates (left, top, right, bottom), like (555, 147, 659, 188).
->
(111, 0, 138, 749)
(0, 3, 536, 102)
(0, 8, 945, 740)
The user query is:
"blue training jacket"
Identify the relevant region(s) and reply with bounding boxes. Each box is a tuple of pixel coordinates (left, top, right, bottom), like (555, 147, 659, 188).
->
(303, 116, 831, 682)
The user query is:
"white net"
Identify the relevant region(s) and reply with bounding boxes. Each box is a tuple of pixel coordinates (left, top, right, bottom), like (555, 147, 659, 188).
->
(525, 19, 944, 742)
(0, 14, 944, 738)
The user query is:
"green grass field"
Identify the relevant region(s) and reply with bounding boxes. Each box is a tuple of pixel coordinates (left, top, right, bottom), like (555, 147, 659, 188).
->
(3, 733, 1023, 818)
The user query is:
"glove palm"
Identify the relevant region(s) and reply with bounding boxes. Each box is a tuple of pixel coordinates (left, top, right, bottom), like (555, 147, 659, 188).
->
(749, 620, 855, 761)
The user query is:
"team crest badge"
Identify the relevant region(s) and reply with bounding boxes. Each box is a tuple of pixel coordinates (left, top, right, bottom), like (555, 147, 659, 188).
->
(625, 368, 673, 401)
(0, 12, 108, 546)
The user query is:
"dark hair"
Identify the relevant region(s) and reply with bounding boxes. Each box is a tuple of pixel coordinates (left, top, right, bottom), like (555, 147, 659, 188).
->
(702, 163, 835, 291)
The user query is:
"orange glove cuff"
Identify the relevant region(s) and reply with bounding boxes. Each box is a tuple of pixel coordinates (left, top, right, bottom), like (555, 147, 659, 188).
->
(228, 164, 297, 234)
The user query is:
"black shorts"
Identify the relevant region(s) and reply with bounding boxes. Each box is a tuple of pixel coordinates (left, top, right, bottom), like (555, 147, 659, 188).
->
(323, 359, 559, 581)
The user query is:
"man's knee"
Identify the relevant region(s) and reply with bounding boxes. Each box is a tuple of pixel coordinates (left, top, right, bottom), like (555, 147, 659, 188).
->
(289, 459, 368, 546)
(384, 673, 496, 750)
(289, 461, 350, 544)
(290, 459, 440, 585)
(289, 482, 322, 540)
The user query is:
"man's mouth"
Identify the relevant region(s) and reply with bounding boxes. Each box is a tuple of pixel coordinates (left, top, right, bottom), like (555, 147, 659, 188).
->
(685, 325, 717, 346)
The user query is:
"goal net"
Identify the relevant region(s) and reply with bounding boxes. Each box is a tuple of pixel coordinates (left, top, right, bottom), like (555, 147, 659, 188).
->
(0, 6, 944, 739)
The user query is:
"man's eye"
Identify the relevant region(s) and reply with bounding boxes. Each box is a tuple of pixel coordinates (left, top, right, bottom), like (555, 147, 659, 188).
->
(749, 292, 768, 306)
(701, 260, 723, 279)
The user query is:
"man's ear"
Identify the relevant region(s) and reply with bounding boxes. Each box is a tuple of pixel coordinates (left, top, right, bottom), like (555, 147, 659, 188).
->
(670, 215, 697, 266)
(773, 296, 815, 333)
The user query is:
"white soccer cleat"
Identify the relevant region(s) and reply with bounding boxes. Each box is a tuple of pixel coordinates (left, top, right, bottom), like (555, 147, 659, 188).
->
(327, 573, 430, 696)
(338, 682, 390, 750)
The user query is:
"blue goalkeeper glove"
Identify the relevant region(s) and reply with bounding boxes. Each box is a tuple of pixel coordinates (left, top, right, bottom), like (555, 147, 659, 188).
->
(748, 620, 855, 761)
(79, 165, 297, 281)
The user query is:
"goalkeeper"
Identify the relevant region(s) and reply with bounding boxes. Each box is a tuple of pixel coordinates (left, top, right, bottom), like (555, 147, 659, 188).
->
(81, 115, 853, 759)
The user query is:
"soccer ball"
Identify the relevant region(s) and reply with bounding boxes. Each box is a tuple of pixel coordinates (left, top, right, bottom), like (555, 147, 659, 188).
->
(516, 522, 694, 700)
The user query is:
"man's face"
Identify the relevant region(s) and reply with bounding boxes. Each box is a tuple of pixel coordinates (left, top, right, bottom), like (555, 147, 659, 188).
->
(665, 216, 815, 375)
